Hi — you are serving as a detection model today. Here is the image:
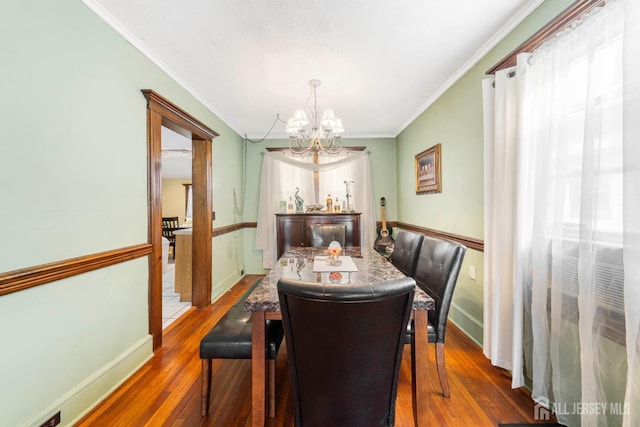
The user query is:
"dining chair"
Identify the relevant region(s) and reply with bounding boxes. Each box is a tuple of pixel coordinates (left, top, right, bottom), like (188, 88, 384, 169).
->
(161, 216, 180, 259)
(277, 276, 415, 427)
(406, 235, 466, 397)
(390, 230, 424, 276)
(309, 223, 346, 247)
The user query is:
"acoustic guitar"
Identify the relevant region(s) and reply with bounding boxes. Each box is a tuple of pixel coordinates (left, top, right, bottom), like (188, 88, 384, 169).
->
(374, 197, 395, 255)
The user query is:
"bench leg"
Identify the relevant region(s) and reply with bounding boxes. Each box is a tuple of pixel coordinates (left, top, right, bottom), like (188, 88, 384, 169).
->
(268, 359, 276, 418)
(201, 359, 212, 416)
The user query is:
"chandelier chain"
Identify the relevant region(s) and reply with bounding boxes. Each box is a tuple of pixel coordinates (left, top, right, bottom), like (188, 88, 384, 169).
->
(244, 114, 287, 144)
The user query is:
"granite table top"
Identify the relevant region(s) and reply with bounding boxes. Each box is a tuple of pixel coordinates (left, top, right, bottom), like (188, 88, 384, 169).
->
(244, 246, 435, 312)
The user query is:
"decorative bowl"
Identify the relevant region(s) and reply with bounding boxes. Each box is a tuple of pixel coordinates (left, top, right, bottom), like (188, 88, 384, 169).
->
(305, 204, 325, 212)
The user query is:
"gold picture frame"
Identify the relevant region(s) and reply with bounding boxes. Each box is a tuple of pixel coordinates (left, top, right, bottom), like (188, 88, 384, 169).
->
(415, 143, 442, 194)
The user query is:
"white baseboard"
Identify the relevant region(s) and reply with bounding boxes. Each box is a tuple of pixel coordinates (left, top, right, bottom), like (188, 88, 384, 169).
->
(210, 271, 242, 303)
(448, 302, 483, 347)
(27, 335, 153, 427)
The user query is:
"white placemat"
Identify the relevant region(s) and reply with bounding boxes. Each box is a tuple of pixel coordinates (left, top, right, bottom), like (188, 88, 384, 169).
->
(312, 256, 359, 272)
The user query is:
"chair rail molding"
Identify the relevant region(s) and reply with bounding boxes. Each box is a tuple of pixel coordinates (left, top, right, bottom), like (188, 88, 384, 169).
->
(395, 222, 484, 252)
(0, 244, 152, 297)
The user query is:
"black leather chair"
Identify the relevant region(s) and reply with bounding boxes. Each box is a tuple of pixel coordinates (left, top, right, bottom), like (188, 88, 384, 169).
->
(277, 277, 415, 427)
(390, 230, 424, 276)
(309, 223, 346, 247)
(406, 235, 466, 397)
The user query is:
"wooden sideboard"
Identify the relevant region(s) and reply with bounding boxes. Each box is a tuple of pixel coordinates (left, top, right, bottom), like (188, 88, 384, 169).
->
(275, 213, 361, 258)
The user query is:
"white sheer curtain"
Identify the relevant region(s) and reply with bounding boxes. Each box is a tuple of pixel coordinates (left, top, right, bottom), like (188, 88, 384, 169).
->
(483, 1, 640, 425)
(622, 1, 640, 425)
(255, 151, 376, 269)
(482, 67, 525, 387)
(317, 154, 376, 247)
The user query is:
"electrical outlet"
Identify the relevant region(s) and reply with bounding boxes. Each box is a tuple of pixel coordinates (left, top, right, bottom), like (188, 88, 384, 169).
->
(40, 412, 60, 427)
(212, 211, 216, 220)
(469, 266, 477, 281)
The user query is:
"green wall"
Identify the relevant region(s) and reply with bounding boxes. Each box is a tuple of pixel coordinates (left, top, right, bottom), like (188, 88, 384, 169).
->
(396, 0, 573, 343)
(0, 0, 244, 425)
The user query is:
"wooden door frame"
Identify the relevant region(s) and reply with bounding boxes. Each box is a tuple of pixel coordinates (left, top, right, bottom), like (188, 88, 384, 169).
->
(142, 90, 218, 349)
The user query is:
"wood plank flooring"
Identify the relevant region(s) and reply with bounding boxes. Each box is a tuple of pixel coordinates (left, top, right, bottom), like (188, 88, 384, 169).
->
(76, 274, 556, 427)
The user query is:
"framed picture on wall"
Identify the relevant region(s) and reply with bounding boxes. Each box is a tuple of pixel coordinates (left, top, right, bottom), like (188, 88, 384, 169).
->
(415, 143, 442, 194)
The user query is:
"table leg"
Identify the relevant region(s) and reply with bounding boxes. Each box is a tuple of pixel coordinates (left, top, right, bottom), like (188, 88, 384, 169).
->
(412, 310, 429, 426)
(251, 311, 267, 427)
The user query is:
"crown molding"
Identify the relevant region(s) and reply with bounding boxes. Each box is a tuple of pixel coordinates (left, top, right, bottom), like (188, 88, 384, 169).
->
(395, 0, 545, 135)
(80, 0, 244, 138)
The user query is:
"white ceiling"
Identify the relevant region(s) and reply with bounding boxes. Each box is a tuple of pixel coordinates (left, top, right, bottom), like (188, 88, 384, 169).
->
(161, 126, 192, 179)
(85, 0, 541, 139)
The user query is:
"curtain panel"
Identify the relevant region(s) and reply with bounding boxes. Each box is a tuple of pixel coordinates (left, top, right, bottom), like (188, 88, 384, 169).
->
(483, 1, 640, 425)
(255, 151, 376, 269)
(482, 69, 525, 386)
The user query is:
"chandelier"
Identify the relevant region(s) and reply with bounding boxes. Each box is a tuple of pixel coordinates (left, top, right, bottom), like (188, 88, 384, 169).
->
(286, 79, 344, 154)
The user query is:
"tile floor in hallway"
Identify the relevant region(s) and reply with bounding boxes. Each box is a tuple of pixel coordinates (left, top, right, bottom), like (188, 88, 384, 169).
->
(162, 260, 191, 329)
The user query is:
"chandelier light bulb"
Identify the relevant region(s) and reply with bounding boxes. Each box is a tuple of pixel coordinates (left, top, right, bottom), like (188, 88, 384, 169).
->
(320, 109, 336, 128)
(292, 109, 308, 127)
(286, 118, 299, 134)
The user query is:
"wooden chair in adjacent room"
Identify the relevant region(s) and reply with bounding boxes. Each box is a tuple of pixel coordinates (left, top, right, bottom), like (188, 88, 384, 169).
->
(161, 216, 179, 259)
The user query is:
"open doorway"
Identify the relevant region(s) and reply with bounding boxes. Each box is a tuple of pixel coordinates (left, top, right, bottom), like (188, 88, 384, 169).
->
(160, 126, 192, 329)
(143, 89, 218, 349)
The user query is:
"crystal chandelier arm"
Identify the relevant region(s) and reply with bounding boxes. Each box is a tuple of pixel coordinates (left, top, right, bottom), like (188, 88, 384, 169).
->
(289, 136, 313, 154)
(323, 138, 343, 154)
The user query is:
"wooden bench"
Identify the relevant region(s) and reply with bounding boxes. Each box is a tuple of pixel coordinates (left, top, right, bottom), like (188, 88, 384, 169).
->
(199, 279, 284, 417)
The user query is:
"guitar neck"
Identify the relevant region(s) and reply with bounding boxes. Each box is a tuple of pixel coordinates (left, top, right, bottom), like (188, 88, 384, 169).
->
(381, 206, 387, 229)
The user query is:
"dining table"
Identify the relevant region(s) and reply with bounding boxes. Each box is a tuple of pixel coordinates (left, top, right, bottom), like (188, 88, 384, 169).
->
(244, 246, 435, 427)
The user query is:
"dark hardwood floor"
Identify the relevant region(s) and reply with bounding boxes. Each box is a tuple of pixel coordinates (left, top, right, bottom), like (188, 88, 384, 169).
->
(76, 274, 554, 426)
